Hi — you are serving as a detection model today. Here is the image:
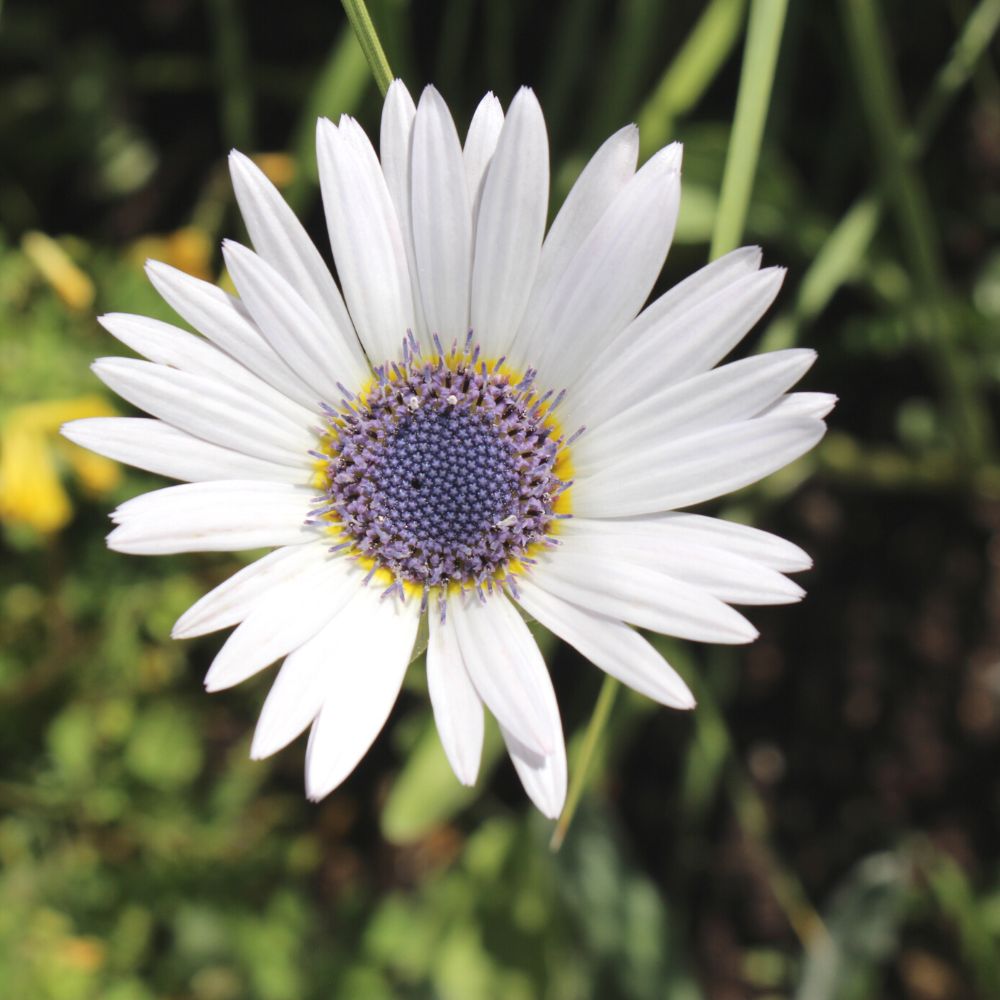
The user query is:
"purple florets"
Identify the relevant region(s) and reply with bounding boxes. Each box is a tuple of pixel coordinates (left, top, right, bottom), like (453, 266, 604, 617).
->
(314, 337, 571, 592)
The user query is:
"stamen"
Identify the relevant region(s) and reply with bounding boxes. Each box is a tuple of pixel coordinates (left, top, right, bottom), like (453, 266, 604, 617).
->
(311, 340, 572, 590)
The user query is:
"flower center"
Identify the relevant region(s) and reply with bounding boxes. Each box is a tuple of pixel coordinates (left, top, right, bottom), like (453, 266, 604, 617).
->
(314, 336, 574, 596)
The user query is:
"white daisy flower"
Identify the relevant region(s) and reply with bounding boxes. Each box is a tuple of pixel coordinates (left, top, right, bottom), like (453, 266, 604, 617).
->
(63, 83, 833, 819)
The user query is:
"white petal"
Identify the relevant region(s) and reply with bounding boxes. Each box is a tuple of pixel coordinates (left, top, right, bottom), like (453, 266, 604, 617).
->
(564, 246, 767, 428)
(558, 519, 805, 605)
(316, 116, 414, 363)
(573, 349, 816, 475)
(145, 260, 321, 410)
(572, 416, 827, 517)
(569, 266, 786, 430)
(411, 86, 473, 341)
(502, 726, 567, 820)
(528, 541, 758, 644)
(107, 480, 319, 554)
(204, 554, 360, 691)
(516, 125, 639, 373)
(173, 543, 329, 638)
(620, 512, 814, 573)
(251, 610, 346, 760)
(61, 417, 306, 484)
(427, 607, 484, 786)
(223, 240, 369, 395)
(450, 590, 560, 758)
(514, 577, 694, 708)
(648, 244, 763, 310)
(760, 391, 838, 420)
(97, 312, 317, 427)
(379, 81, 416, 220)
(470, 88, 549, 360)
(228, 149, 359, 350)
(463, 92, 504, 229)
(304, 588, 420, 800)
(512, 143, 682, 386)
(92, 358, 315, 468)
(634, 265, 787, 386)
(379, 80, 426, 341)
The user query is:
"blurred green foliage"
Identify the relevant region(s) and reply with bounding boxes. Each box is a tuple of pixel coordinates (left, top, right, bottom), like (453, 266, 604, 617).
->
(3, 1, 1000, 998)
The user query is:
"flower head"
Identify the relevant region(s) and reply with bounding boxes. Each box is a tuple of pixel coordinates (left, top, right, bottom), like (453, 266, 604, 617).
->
(64, 83, 833, 817)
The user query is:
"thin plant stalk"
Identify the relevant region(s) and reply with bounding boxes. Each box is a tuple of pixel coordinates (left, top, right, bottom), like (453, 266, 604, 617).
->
(637, 0, 747, 158)
(709, 0, 788, 260)
(841, 0, 993, 463)
(550, 674, 620, 851)
(341, 0, 394, 96)
(759, 0, 1000, 352)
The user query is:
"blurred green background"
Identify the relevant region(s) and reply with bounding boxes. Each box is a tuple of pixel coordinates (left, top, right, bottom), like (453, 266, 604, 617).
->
(2, 0, 1000, 997)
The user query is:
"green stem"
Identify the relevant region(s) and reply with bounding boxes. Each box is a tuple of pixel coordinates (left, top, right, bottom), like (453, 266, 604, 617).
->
(549, 673, 620, 851)
(709, 0, 788, 260)
(842, 0, 992, 463)
(676, 652, 830, 951)
(340, 0, 394, 96)
(909, 0, 1000, 158)
(637, 0, 746, 158)
(208, 0, 254, 149)
(759, 0, 1000, 353)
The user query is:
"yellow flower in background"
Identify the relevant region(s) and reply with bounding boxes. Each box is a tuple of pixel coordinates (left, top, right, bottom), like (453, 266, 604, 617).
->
(129, 226, 215, 283)
(20, 231, 96, 312)
(251, 152, 296, 188)
(125, 155, 296, 285)
(0, 396, 120, 534)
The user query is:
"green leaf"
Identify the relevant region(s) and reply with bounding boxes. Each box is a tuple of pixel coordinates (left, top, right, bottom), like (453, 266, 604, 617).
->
(380, 712, 504, 845)
(124, 703, 203, 791)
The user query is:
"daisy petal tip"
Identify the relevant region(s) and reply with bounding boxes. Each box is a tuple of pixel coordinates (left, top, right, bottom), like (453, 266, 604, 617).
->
(480, 91, 502, 115)
(621, 121, 640, 146)
(419, 82, 444, 103)
(249, 730, 277, 761)
(170, 621, 194, 641)
(227, 148, 254, 174)
(105, 525, 129, 552)
(315, 116, 336, 144)
(544, 786, 568, 820)
(143, 257, 167, 278)
(58, 418, 84, 443)
(304, 772, 338, 804)
(202, 665, 236, 694)
(512, 84, 540, 108)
